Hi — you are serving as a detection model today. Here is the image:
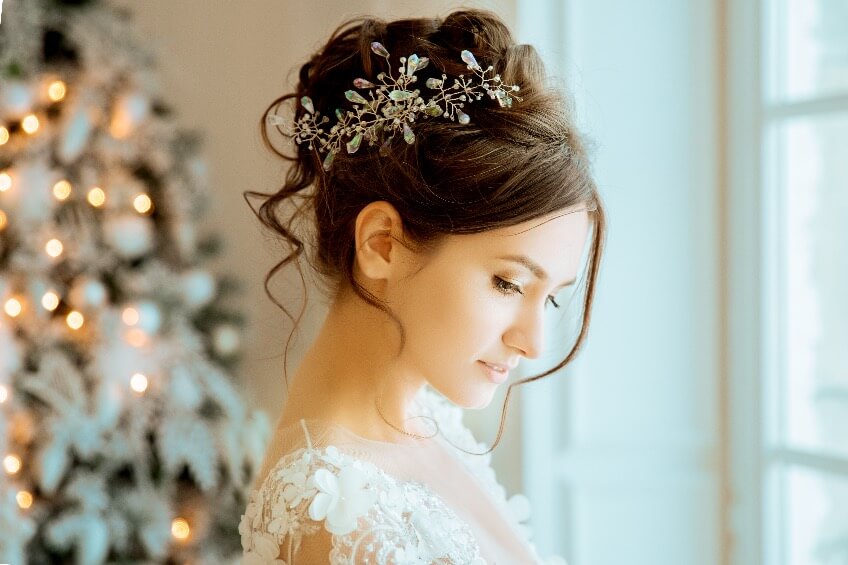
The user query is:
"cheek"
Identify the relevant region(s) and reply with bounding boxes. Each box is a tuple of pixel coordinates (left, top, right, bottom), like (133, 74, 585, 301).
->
(407, 275, 491, 346)
(402, 276, 501, 408)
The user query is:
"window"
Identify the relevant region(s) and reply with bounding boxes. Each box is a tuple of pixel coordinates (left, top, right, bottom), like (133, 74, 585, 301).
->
(731, 1, 848, 564)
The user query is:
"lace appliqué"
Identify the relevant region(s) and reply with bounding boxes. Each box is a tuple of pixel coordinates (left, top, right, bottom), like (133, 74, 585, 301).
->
(239, 442, 486, 564)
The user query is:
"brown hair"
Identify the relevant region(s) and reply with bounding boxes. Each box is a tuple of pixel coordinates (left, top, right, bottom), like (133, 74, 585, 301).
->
(244, 8, 607, 453)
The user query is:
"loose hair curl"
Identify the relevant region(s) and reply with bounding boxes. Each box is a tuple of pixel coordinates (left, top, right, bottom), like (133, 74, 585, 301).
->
(244, 8, 607, 454)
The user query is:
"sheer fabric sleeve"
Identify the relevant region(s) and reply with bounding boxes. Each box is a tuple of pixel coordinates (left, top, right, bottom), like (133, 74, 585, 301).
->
(239, 441, 485, 565)
(240, 445, 393, 564)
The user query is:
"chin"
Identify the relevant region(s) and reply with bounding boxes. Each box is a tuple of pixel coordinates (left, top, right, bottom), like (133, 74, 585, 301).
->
(436, 387, 495, 410)
(468, 392, 496, 410)
(425, 370, 497, 409)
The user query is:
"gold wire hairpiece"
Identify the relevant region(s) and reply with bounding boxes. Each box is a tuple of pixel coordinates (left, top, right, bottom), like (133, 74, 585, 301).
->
(266, 41, 523, 172)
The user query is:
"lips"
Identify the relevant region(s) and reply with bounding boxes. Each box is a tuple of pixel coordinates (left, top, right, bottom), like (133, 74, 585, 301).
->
(479, 360, 510, 384)
(482, 361, 509, 372)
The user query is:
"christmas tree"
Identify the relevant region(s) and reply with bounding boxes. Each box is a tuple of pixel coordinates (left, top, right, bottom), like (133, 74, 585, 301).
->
(0, 0, 269, 562)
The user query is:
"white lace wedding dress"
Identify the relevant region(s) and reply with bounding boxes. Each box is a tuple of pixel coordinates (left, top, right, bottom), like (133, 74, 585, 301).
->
(239, 385, 568, 564)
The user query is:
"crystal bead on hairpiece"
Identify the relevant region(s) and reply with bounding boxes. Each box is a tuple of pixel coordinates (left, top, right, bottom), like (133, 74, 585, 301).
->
(267, 42, 523, 171)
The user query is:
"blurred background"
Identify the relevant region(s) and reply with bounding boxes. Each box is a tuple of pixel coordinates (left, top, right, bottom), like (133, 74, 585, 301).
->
(1, 0, 846, 564)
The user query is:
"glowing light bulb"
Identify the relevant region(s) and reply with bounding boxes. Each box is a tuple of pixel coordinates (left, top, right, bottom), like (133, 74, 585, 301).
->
(122, 307, 139, 325)
(0, 126, 9, 146)
(53, 180, 72, 200)
(0, 209, 7, 231)
(130, 373, 148, 393)
(48, 80, 67, 102)
(133, 193, 153, 214)
(3, 455, 21, 475)
(4, 297, 22, 317)
(17, 491, 33, 509)
(42, 291, 60, 311)
(45, 238, 64, 258)
(87, 187, 106, 207)
(66, 310, 84, 330)
(21, 114, 39, 134)
(0, 172, 11, 192)
(171, 518, 190, 540)
(126, 328, 148, 347)
(0, 385, 7, 403)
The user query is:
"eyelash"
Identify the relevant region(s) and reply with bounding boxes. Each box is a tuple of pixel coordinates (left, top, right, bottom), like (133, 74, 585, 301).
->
(492, 276, 561, 309)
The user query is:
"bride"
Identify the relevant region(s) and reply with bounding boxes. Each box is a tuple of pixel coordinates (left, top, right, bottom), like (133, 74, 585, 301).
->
(239, 7, 607, 564)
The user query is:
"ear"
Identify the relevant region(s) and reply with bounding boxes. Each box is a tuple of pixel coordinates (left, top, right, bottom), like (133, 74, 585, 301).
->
(353, 201, 405, 283)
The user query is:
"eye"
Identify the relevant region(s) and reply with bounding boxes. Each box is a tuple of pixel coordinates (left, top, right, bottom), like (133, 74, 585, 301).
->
(492, 276, 561, 309)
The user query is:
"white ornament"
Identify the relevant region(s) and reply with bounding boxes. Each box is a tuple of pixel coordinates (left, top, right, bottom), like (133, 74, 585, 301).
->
(132, 299, 162, 334)
(212, 323, 240, 356)
(103, 214, 154, 259)
(181, 269, 216, 309)
(0, 79, 35, 120)
(69, 276, 109, 309)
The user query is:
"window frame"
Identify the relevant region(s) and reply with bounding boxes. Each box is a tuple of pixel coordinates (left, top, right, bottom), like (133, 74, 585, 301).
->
(729, 1, 848, 564)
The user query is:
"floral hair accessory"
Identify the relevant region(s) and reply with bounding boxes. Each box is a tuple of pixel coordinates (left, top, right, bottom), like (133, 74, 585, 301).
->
(267, 41, 523, 171)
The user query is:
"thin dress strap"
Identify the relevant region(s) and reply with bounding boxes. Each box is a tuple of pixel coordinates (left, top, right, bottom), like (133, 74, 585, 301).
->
(299, 418, 313, 451)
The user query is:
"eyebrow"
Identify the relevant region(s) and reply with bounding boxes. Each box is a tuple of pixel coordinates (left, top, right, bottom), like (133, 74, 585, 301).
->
(497, 254, 577, 289)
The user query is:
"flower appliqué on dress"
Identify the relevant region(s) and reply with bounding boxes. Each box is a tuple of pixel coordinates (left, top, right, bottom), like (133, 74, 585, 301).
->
(308, 464, 377, 535)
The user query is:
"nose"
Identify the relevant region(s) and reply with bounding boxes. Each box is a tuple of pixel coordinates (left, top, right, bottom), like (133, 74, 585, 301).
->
(504, 302, 546, 360)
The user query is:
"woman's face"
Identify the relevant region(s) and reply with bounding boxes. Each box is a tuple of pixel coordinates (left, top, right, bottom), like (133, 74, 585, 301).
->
(393, 206, 591, 409)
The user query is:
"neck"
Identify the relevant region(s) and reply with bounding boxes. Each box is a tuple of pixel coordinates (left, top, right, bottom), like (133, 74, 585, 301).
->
(281, 286, 428, 443)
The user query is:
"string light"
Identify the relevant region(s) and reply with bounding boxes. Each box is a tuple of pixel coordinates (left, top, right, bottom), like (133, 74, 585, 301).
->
(171, 518, 190, 540)
(66, 310, 84, 330)
(47, 80, 67, 102)
(45, 238, 64, 258)
(53, 180, 72, 200)
(21, 114, 40, 135)
(87, 187, 106, 207)
(41, 291, 60, 311)
(133, 193, 153, 214)
(4, 297, 23, 317)
(16, 491, 33, 509)
(0, 172, 11, 192)
(3, 455, 22, 475)
(130, 373, 148, 393)
(0, 385, 7, 403)
(0, 126, 9, 146)
(122, 307, 139, 325)
(125, 328, 148, 347)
